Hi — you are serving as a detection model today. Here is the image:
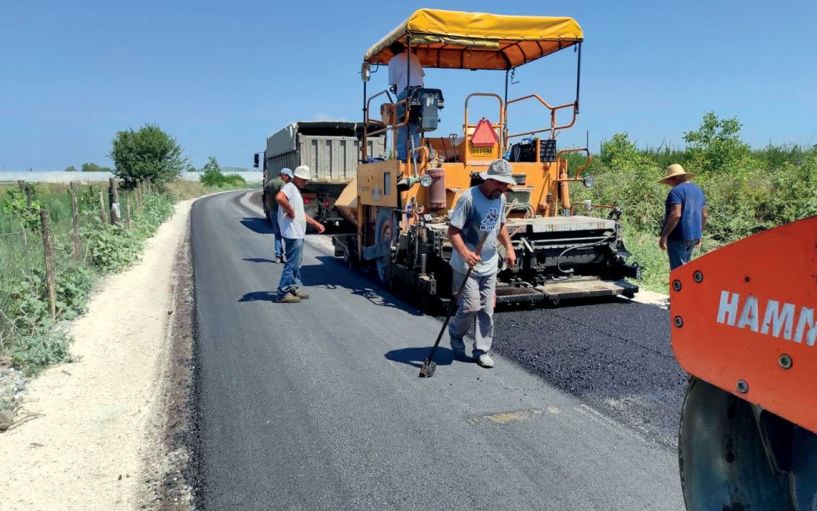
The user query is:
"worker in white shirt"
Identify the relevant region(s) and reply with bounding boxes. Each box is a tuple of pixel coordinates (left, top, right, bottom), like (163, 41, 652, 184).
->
(387, 41, 424, 162)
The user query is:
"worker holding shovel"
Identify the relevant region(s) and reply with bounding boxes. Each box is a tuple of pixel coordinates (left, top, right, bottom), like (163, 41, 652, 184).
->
(446, 159, 517, 368)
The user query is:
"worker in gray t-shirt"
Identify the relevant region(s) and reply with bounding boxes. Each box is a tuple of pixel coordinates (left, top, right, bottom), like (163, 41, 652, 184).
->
(447, 159, 517, 369)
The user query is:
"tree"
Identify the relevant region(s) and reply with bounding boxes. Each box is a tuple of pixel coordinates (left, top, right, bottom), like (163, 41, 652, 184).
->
(65, 165, 78, 172)
(199, 156, 246, 187)
(598, 133, 652, 170)
(199, 157, 224, 186)
(683, 112, 750, 173)
(109, 124, 186, 187)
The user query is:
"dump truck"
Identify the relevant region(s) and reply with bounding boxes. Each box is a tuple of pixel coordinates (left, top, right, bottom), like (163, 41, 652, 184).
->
(332, 9, 639, 306)
(671, 215, 817, 510)
(255, 121, 386, 228)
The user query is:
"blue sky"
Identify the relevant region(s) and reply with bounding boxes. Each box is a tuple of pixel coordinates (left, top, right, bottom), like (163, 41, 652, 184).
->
(1, 0, 815, 170)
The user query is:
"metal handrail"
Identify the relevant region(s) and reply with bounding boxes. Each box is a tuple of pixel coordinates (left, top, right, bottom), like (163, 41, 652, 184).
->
(410, 145, 430, 174)
(463, 92, 505, 150)
(505, 94, 578, 140)
(364, 89, 406, 138)
(555, 148, 592, 181)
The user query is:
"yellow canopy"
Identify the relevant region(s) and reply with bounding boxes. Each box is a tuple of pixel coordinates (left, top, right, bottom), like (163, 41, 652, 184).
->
(364, 9, 583, 70)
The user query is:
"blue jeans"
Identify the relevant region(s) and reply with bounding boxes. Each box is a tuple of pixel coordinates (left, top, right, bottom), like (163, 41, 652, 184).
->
(276, 237, 304, 298)
(396, 88, 420, 162)
(667, 239, 698, 270)
(271, 212, 283, 259)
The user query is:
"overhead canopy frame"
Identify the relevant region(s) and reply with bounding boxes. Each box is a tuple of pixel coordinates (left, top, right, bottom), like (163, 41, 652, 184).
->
(363, 9, 583, 70)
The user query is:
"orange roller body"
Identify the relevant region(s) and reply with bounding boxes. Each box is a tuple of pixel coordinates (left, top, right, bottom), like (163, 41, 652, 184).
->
(671, 215, 817, 434)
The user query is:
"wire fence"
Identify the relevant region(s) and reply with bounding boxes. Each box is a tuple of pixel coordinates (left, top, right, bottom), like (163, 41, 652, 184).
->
(0, 179, 155, 352)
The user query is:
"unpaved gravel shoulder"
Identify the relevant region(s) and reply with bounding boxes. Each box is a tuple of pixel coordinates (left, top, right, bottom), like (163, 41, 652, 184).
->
(0, 199, 196, 510)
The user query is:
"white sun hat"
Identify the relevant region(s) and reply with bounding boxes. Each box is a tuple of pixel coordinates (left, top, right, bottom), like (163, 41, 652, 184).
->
(293, 165, 311, 180)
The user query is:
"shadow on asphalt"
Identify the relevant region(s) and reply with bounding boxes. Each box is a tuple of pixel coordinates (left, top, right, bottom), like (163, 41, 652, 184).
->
(235, 256, 424, 318)
(238, 291, 278, 302)
(240, 217, 274, 235)
(384, 346, 461, 368)
(243, 257, 277, 264)
(298, 256, 424, 317)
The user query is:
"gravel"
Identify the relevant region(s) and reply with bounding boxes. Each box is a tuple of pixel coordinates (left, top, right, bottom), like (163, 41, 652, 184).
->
(0, 364, 29, 429)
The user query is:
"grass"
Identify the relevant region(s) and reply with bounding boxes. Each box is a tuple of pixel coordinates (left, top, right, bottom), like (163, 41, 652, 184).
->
(0, 178, 253, 375)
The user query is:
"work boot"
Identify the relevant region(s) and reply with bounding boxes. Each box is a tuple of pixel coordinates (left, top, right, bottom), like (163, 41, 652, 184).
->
(290, 288, 309, 300)
(275, 294, 301, 304)
(450, 337, 467, 360)
(476, 352, 495, 368)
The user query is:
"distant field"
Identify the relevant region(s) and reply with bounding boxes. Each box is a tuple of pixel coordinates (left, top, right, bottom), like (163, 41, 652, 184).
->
(0, 170, 262, 184)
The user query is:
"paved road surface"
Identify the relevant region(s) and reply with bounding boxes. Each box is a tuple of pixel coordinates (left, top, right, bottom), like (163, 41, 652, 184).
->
(192, 191, 685, 510)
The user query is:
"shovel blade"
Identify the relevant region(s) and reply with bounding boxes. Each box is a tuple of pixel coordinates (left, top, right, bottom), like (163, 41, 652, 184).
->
(418, 360, 436, 378)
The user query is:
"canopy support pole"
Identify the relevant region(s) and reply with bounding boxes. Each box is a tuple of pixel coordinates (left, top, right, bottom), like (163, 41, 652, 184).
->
(362, 79, 368, 161)
(503, 69, 510, 153)
(405, 33, 412, 165)
(575, 42, 582, 114)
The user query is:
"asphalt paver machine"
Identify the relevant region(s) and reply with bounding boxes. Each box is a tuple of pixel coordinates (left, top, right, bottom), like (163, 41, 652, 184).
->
(333, 9, 639, 306)
(671, 215, 817, 510)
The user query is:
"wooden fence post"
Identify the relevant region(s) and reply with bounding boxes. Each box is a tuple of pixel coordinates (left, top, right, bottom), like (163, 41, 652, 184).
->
(40, 210, 56, 320)
(69, 183, 81, 261)
(126, 200, 133, 230)
(108, 177, 121, 225)
(136, 184, 142, 212)
(98, 191, 106, 224)
(17, 180, 25, 193)
(24, 184, 33, 207)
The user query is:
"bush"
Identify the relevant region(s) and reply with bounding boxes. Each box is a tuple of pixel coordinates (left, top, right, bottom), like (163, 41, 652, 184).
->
(81, 162, 112, 173)
(110, 124, 186, 188)
(683, 112, 751, 173)
(2, 188, 41, 232)
(199, 156, 246, 187)
(84, 223, 141, 273)
(11, 327, 72, 376)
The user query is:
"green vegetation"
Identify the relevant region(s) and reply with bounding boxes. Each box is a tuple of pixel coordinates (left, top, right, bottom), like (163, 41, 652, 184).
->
(0, 179, 248, 376)
(572, 112, 817, 291)
(80, 162, 112, 173)
(199, 156, 247, 187)
(0, 183, 170, 374)
(110, 124, 186, 187)
(1, 122, 254, 379)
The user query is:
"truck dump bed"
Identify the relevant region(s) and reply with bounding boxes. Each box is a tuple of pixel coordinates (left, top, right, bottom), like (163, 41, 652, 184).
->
(265, 121, 385, 183)
(262, 121, 385, 228)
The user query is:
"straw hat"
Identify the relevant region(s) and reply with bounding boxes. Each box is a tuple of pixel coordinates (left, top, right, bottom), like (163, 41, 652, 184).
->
(659, 163, 694, 184)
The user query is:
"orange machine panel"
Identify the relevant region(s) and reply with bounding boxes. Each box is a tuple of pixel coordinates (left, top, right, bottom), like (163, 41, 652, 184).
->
(670, 215, 817, 433)
(357, 160, 401, 208)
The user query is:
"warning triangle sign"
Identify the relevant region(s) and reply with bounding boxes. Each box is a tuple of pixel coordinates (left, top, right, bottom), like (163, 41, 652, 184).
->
(471, 118, 499, 148)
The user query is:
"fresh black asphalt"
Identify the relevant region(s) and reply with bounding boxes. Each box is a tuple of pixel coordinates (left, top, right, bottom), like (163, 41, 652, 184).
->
(192, 191, 685, 510)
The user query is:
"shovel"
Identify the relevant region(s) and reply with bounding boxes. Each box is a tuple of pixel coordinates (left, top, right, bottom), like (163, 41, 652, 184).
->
(419, 232, 489, 378)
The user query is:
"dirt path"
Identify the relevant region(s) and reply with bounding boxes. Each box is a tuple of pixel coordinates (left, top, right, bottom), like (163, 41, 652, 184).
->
(0, 199, 195, 510)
